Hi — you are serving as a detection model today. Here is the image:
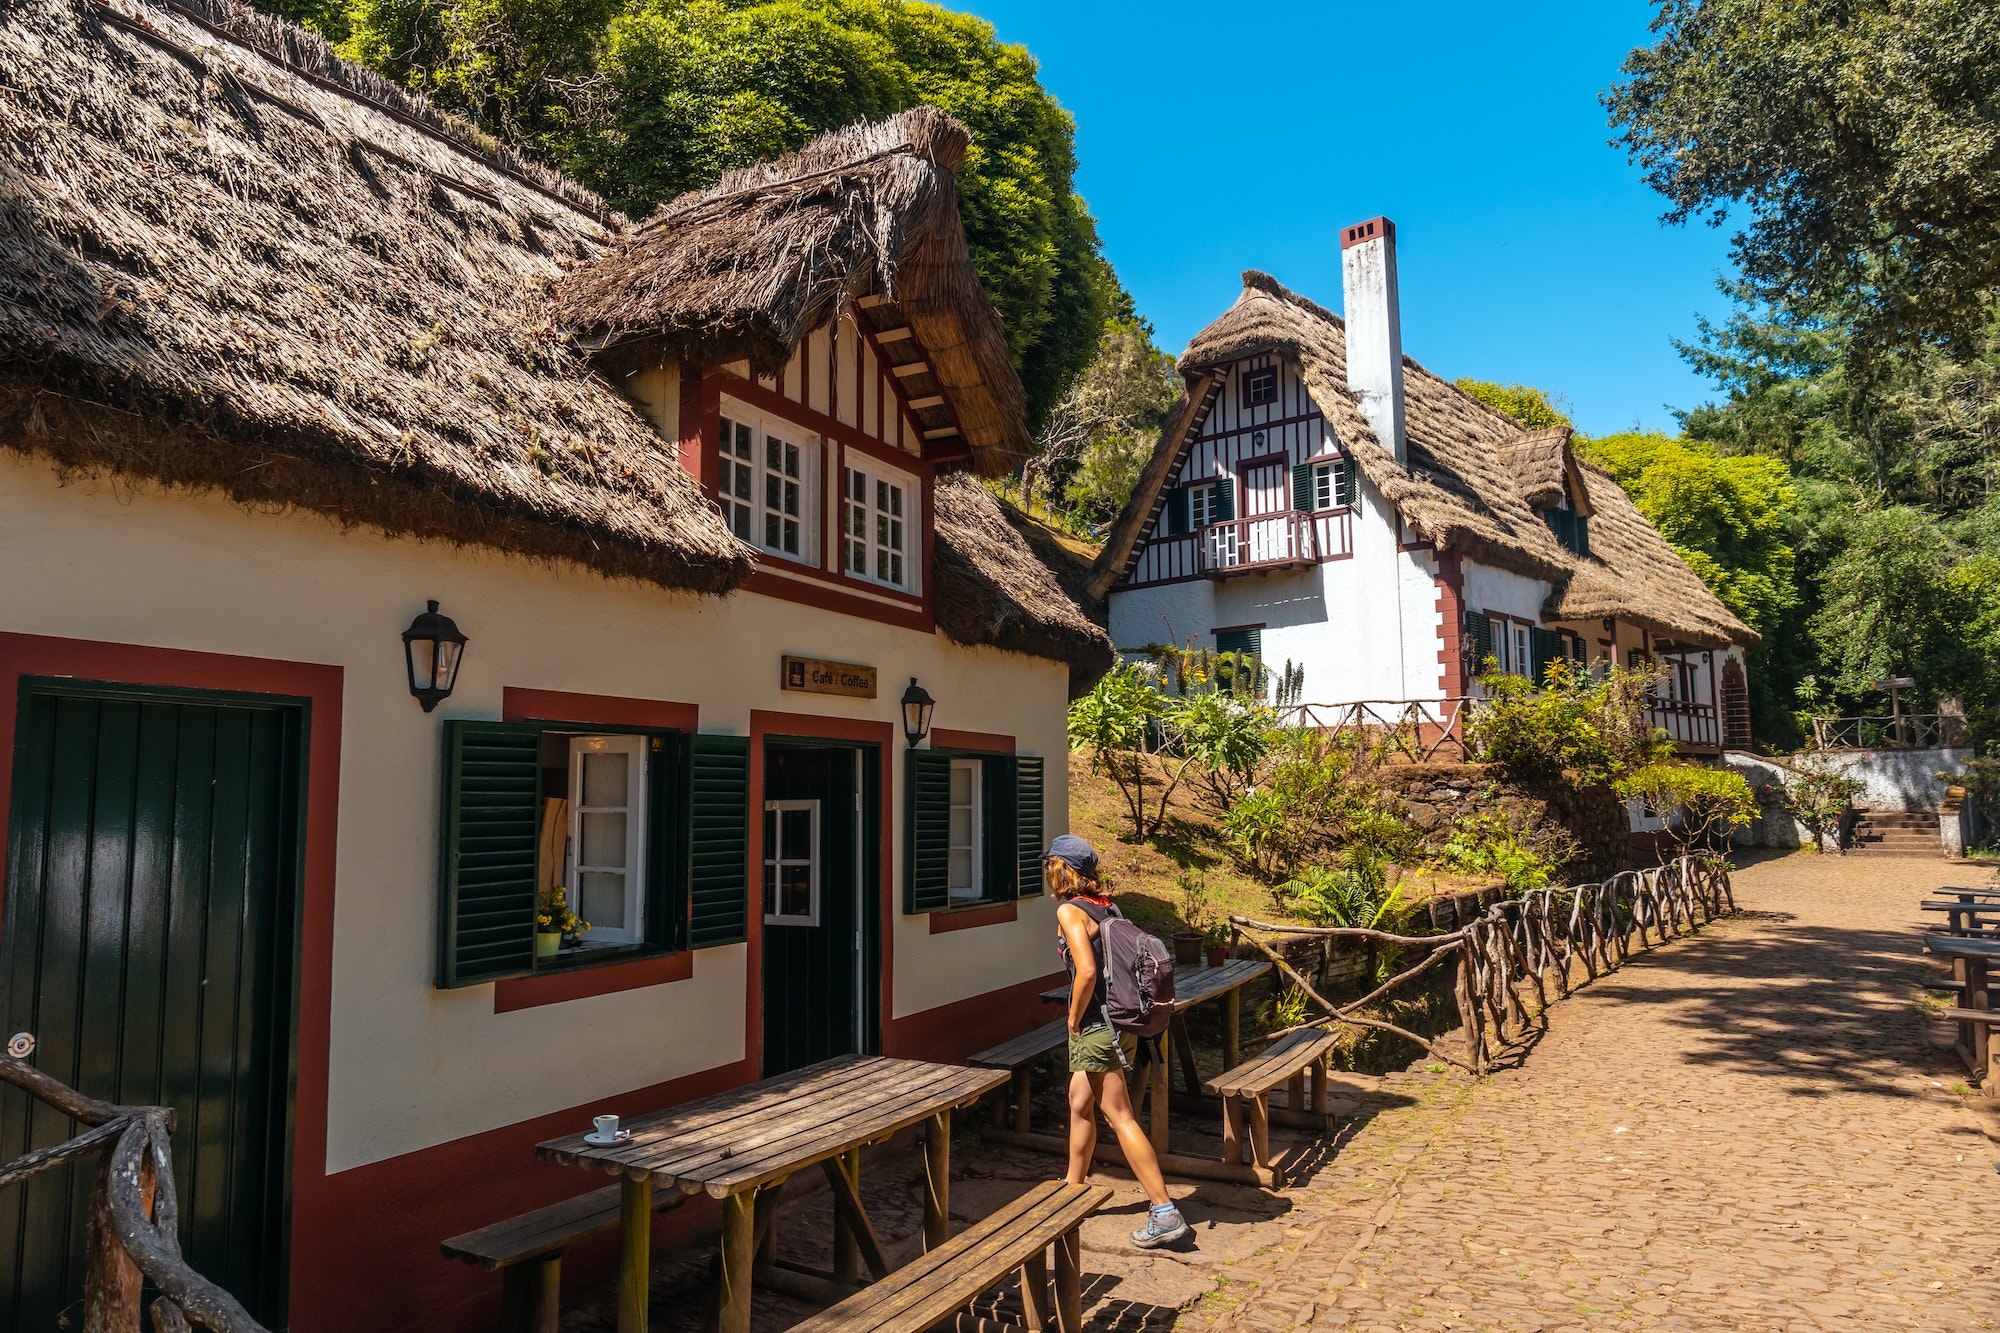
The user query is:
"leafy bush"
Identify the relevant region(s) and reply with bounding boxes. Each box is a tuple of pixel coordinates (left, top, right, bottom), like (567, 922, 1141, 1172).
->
(1173, 690, 1270, 807)
(1617, 762, 1758, 853)
(1433, 812, 1569, 891)
(1281, 851, 1404, 930)
(1219, 730, 1413, 882)
(1466, 659, 1672, 783)
(1779, 752, 1866, 853)
(1066, 663, 1192, 840)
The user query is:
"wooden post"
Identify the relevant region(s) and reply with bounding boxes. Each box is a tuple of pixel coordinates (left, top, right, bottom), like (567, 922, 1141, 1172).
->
(1053, 1227, 1083, 1333)
(717, 1189, 756, 1333)
(529, 1257, 562, 1333)
(1012, 1070, 1033, 1135)
(1311, 1058, 1328, 1116)
(1146, 1043, 1170, 1155)
(1285, 1071, 1305, 1115)
(1170, 1015, 1200, 1095)
(1221, 986, 1242, 1070)
(1247, 1094, 1271, 1172)
(1021, 1251, 1051, 1332)
(83, 1142, 150, 1333)
(619, 1174, 651, 1333)
(1220, 1095, 1243, 1164)
(831, 1149, 860, 1285)
(923, 1110, 951, 1252)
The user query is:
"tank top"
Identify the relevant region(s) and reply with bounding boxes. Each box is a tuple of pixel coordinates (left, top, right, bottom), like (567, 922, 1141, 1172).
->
(1054, 895, 1113, 1027)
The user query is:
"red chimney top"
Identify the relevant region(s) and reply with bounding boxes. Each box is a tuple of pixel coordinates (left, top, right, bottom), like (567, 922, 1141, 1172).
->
(1341, 217, 1396, 249)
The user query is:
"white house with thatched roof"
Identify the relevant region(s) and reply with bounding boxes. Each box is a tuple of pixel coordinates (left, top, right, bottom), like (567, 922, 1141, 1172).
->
(0, 1, 1110, 1328)
(1092, 219, 1758, 757)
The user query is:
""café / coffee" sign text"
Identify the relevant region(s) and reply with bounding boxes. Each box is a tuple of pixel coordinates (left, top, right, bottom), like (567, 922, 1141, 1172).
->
(780, 656, 878, 699)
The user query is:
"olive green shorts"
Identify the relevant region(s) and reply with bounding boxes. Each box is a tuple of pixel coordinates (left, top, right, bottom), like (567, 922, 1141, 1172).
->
(1068, 1023, 1136, 1073)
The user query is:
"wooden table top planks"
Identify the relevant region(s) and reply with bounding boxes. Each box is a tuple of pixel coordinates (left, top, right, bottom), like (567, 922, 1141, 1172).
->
(536, 1055, 1006, 1198)
(1038, 957, 1270, 1007)
(1925, 934, 2000, 960)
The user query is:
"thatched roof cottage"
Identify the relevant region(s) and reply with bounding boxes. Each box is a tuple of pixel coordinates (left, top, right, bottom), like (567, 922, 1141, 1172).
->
(1094, 222, 1757, 757)
(0, 1, 1106, 1327)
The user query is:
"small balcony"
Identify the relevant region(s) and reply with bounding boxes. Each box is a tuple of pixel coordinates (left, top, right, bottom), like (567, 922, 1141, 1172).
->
(1646, 696, 1721, 755)
(1198, 511, 1318, 578)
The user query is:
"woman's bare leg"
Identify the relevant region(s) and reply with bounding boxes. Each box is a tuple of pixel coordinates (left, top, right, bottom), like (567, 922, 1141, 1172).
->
(1065, 1071, 1103, 1184)
(1096, 1068, 1171, 1205)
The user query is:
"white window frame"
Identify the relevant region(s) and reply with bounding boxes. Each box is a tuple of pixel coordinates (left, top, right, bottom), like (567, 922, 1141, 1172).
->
(1511, 622, 1531, 679)
(1188, 482, 1219, 529)
(1244, 367, 1278, 406)
(566, 734, 647, 946)
(1311, 462, 1341, 511)
(720, 399, 819, 565)
(763, 799, 821, 926)
(947, 759, 983, 906)
(843, 457, 918, 592)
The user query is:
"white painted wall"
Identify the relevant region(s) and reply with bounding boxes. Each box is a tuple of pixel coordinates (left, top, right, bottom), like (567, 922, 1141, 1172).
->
(1819, 746, 1970, 813)
(0, 452, 1067, 1172)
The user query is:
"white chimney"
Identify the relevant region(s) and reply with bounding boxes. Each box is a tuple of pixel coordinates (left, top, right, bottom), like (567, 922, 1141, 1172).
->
(1340, 216, 1406, 464)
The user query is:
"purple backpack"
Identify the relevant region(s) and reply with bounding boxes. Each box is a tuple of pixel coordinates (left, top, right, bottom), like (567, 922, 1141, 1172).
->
(1074, 899, 1176, 1037)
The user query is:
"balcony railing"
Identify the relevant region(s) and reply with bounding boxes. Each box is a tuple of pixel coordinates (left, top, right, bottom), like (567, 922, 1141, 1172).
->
(1646, 696, 1721, 753)
(1199, 511, 1317, 577)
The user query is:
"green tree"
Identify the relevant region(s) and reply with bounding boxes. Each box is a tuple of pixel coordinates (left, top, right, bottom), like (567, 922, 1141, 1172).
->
(1034, 314, 1179, 522)
(1617, 761, 1758, 855)
(1605, 0, 2000, 366)
(330, 0, 1112, 430)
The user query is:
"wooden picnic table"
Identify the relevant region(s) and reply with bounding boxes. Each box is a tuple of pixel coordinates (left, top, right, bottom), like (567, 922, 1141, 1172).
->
(1920, 899, 2000, 936)
(1923, 934, 1999, 1087)
(537, 1055, 1008, 1333)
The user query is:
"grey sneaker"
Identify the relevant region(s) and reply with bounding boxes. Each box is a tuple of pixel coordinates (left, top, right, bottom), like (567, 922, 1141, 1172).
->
(1130, 1207, 1189, 1249)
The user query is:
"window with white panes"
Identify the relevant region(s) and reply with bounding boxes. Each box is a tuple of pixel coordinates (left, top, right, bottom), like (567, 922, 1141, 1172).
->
(763, 799, 819, 925)
(845, 463, 913, 590)
(947, 759, 982, 904)
(1511, 623, 1531, 679)
(1188, 482, 1219, 529)
(719, 405, 815, 563)
(567, 734, 647, 945)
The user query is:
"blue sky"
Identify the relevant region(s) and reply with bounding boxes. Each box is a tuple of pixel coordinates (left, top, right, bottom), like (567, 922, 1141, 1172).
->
(964, 1, 1739, 438)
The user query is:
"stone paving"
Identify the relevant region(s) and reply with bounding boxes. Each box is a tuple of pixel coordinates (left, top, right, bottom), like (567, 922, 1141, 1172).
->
(569, 850, 2000, 1333)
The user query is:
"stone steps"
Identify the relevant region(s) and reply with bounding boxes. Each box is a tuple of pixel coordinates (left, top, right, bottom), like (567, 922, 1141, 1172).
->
(1849, 809, 1940, 856)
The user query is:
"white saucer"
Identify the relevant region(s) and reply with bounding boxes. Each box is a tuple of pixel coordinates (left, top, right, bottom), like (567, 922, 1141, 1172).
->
(583, 1130, 633, 1145)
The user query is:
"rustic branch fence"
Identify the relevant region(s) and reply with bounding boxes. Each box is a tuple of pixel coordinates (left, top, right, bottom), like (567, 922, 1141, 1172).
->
(1229, 854, 1736, 1075)
(0, 1054, 268, 1333)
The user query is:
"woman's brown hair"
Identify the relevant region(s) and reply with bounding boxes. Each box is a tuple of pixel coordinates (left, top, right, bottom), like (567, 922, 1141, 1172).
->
(1043, 856, 1102, 900)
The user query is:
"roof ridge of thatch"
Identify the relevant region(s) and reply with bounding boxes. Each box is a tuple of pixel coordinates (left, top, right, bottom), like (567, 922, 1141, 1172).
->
(1240, 269, 1344, 329)
(669, 107, 972, 214)
(133, 0, 613, 223)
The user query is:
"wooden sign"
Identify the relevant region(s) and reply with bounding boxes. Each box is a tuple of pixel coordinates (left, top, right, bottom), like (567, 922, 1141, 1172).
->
(781, 656, 878, 699)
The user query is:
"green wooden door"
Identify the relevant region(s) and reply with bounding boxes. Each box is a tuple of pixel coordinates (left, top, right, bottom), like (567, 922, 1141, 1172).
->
(0, 685, 300, 1332)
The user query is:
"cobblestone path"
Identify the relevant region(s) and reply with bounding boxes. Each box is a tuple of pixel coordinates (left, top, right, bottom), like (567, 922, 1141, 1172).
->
(1184, 852, 2000, 1333)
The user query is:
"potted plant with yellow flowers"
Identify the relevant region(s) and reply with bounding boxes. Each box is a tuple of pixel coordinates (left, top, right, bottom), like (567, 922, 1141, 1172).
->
(536, 886, 589, 959)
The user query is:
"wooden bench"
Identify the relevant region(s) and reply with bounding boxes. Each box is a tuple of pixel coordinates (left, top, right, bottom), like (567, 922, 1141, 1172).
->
(970, 1019, 1070, 1134)
(1204, 1029, 1341, 1188)
(440, 1185, 682, 1333)
(1939, 1007, 2000, 1092)
(786, 1179, 1110, 1333)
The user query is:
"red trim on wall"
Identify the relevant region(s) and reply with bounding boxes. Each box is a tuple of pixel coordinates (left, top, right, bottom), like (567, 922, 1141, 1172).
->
(743, 569, 932, 634)
(929, 728, 1016, 755)
(495, 951, 695, 1013)
(718, 372, 930, 476)
(882, 969, 1066, 1064)
(748, 711, 897, 1076)
(0, 633, 344, 1333)
(929, 900, 1019, 933)
(1434, 549, 1467, 697)
(503, 687, 699, 734)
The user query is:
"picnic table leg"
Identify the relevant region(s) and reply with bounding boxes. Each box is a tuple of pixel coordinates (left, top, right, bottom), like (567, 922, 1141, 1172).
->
(1248, 1094, 1271, 1173)
(1970, 961, 1992, 1085)
(1311, 1057, 1328, 1116)
(1220, 1093, 1243, 1165)
(718, 1190, 756, 1333)
(1013, 1070, 1034, 1134)
(618, 1175, 650, 1333)
(1171, 1014, 1200, 1095)
(1222, 986, 1242, 1071)
(923, 1109, 951, 1252)
(1053, 1227, 1084, 1333)
(1146, 1040, 1170, 1155)
(1021, 1251, 1051, 1332)
(831, 1149, 860, 1285)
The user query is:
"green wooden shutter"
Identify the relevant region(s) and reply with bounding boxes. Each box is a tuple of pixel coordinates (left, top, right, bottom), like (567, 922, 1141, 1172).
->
(1529, 626, 1561, 684)
(1464, 612, 1494, 676)
(1166, 486, 1190, 535)
(438, 721, 543, 989)
(1574, 513, 1590, 558)
(1335, 457, 1357, 506)
(1212, 476, 1236, 522)
(979, 756, 1018, 904)
(1215, 627, 1262, 658)
(1014, 755, 1046, 897)
(905, 750, 952, 914)
(645, 734, 685, 951)
(1291, 463, 1313, 512)
(687, 734, 751, 947)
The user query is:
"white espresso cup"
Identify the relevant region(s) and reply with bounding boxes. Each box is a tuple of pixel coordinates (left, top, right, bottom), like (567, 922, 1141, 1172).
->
(593, 1114, 619, 1140)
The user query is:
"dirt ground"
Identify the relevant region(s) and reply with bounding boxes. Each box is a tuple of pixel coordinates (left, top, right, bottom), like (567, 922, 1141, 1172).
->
(565, 849, 2000, 1333)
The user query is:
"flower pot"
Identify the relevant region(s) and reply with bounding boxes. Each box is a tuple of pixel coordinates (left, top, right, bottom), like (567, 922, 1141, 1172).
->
(1172, 931, 1203, 965)
(536, 931, 562, 960)
(1205, 945, 1228, 968)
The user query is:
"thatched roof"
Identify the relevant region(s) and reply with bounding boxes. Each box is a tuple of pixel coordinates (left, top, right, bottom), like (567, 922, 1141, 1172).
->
(0, 0, 752, 594)
(554, 109, 1032, 477)
(1092, 271, 1757, 649)
(933, 474, 1115, 697)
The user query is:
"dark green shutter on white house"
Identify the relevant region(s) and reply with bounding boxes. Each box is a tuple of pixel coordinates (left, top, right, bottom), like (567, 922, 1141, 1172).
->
(1335, 457, 1357, 507)
(438, 720, 543, 988)
(1528, 626, 1564, 684)
(687, 733, 751, 947)
(1291, 463, 1313, 512)
(645, 735, 686, 951)
(1166, 486, 1190, 535)
(980, 756, 1018, 902)
(1211, 476, 1236, 522)
(1463, 611, 1495, 675)
(1215, 627, 1262, 658)
(1015, 755, 1046, 896)
(905, 750, 953, 913)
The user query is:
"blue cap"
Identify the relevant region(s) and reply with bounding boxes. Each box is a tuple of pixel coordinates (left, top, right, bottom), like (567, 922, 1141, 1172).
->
(1046, 833, 1098, 879)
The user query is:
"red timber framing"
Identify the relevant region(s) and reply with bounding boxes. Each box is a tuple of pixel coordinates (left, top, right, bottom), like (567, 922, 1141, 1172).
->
(1118, 352, 1356, 590)
(687, 310, 972, 634)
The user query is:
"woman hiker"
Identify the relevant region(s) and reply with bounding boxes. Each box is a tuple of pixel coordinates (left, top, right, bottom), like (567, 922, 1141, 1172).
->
(1046, 833, 1190, 1249)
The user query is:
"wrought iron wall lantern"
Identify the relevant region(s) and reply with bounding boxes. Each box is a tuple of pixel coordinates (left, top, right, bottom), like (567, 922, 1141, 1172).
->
(403, 600, 468, 713)
(900, 678, 935, 749)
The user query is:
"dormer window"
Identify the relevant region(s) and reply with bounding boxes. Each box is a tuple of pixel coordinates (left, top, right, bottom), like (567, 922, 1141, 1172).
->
(721, 403, 819, 564)
(1243, 367, 1278, 407)
(1544, 506, 1589, 556)
(845, 459, 915, 590)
